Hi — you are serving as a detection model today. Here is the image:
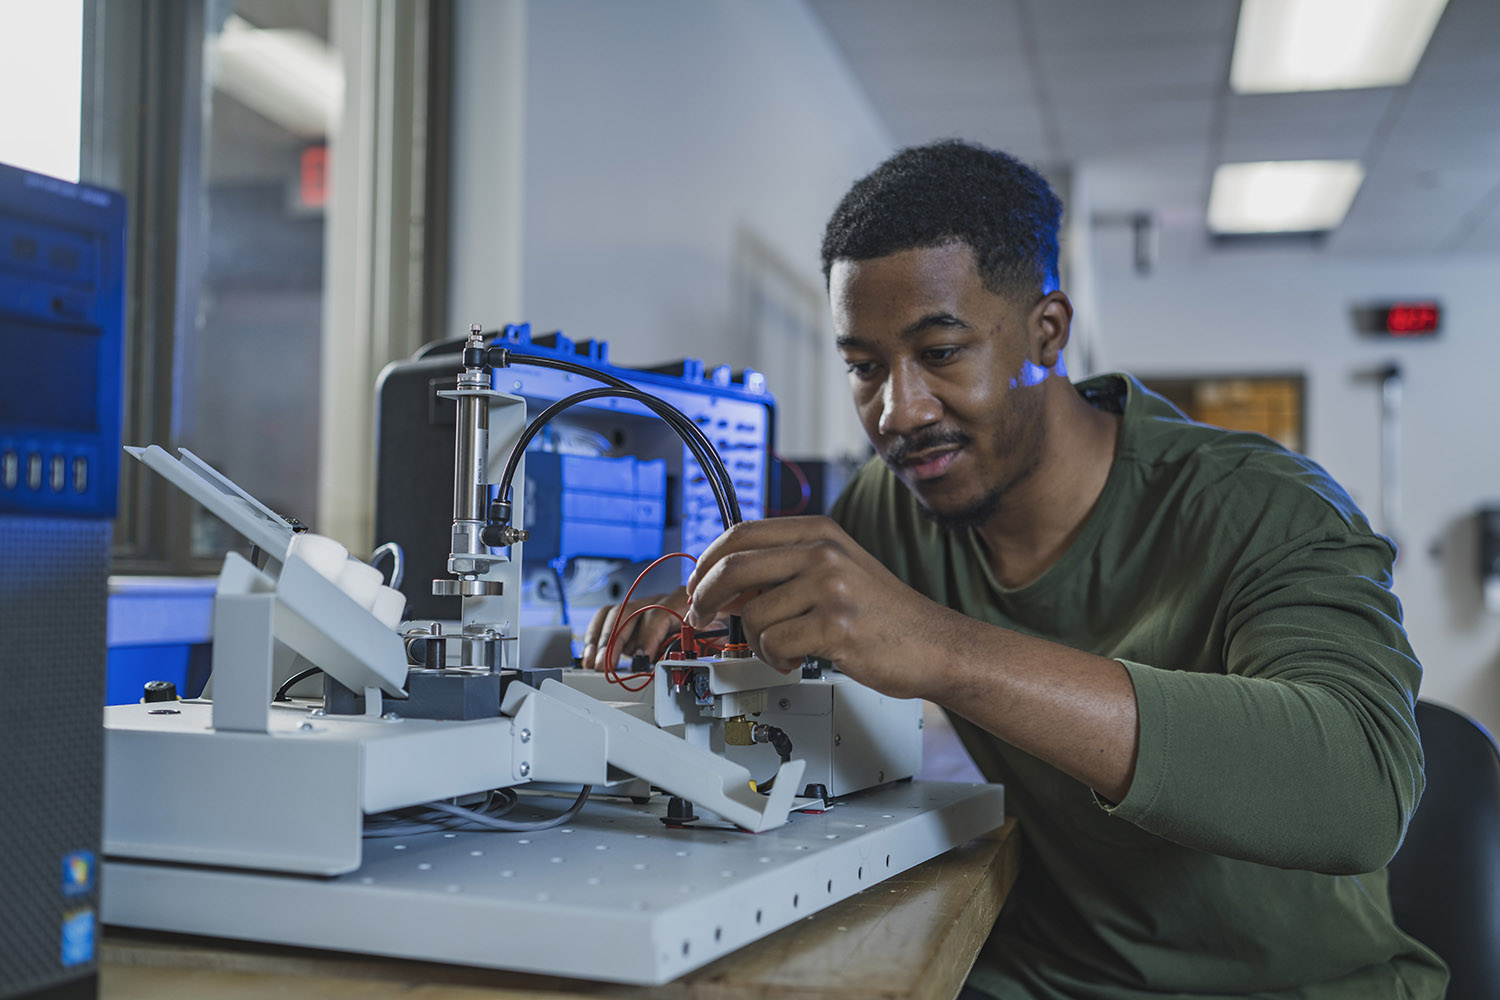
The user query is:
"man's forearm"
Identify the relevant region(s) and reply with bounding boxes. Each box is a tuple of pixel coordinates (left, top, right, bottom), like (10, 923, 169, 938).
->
(925, 617, 1140, 802)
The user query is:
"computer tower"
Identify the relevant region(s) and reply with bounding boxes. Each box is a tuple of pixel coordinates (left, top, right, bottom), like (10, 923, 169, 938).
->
(0, 162, 126, 1000)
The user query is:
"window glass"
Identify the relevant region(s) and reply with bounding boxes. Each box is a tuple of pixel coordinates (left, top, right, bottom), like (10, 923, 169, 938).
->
(186, 0, 340, 556)
(0, 0, 83, 181)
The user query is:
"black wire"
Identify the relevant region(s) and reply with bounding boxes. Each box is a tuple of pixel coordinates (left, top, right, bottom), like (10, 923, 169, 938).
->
(494, 347, 749, 647)
(753, 724, 793, 794)
(275, 666, 323, 702)
(500, 350, 743, 525)
(364, 786, 592, 837)
(425, 786, 591, 831)
(496, 385, 741, 530)
(552, 559, 571, 627)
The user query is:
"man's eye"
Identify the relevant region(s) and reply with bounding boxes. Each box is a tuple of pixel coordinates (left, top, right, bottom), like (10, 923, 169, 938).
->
(845, 360, 878, 378)
(923, 347, 960, 364)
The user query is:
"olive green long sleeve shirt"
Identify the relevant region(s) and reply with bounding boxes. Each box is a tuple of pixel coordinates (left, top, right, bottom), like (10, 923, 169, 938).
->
(831, 374, 1447, 999)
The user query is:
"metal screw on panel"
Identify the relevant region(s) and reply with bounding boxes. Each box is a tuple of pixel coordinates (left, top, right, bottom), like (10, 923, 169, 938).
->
(520, 728, 532, 743)
(778, 698, 791, 711)
(383, 712, 402, 721)
(309, 708, 327, 718)
(834, 734, 842, 746)
(519, 761, 531, 777)
(299, 721, 314, 732)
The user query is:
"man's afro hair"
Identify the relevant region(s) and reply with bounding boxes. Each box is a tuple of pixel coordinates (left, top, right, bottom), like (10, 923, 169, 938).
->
(821, 139, 1062, 299)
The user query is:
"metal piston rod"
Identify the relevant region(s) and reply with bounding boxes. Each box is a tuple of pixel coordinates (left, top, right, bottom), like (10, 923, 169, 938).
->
(431, 325, 526, 667)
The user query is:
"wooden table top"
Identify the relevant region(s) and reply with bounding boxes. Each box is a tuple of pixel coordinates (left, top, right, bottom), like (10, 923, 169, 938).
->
(101, 817, 1018, 1000)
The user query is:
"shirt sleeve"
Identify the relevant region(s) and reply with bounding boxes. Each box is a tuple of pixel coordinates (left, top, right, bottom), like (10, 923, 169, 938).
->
(1105, 524, 1426, 875)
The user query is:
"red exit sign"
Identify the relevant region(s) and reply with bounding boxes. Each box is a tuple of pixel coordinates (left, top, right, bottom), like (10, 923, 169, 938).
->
(299, 145, 328, 210)
(1353, 300, 1442, 339)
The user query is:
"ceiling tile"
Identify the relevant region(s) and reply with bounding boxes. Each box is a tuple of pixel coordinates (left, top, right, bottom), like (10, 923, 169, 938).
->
(1055, 97, 1215, 160)
(1212, 91, 1386, 161)
(1224, 89, 1397, 132)
(1022, 0, 1238, 44)
(808, 0, 1026, 55)
(850, 51, 1036, 104)
(1040, 43, 1228, 102)
(1218, 90, 1397, 164)
(1377, 85, 1500, 170)
(1413, 0, 1500, 86)
(806, 0, 1500, 260)
(884, 102, 1050, 158)
(1400, 81, 1500, 120)
(1084, 153, 1213, 221)
(1327, 165, 1499, 253)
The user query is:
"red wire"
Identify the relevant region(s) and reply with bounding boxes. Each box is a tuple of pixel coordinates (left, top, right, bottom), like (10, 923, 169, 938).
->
(605, 604, 686, 691)
(655, 631, 727, 658)
(602, 551, 698, 690)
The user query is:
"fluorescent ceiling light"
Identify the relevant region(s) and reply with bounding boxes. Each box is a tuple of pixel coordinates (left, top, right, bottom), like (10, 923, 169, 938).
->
(1231, 0, 1450, 93)
(1208, 160, 1365, 234)
(207, 15, 343, 139)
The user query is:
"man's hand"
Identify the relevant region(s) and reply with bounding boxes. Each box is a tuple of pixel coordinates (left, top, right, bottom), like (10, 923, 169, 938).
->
(684, 515, 966, 700)
(683, 515, 1139, 800)
(579, 587, 690, 672)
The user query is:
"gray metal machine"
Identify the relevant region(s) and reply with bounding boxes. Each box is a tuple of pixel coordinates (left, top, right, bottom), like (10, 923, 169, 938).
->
(100, 327, 1005, 985)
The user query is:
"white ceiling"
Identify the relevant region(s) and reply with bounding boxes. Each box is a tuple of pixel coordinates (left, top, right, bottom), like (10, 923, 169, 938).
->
(807, 0, 1500, 255)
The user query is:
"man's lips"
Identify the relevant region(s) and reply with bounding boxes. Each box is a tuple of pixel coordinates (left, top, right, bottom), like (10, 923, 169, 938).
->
(901, 447, 960, 481)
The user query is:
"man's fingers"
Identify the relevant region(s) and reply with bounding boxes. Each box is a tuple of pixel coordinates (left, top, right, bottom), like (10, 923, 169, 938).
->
(580, 605, 609, 671)
(581, 604, 614, 670)
(688, 545, 810, 628)
(580, 587, 691, 671)
(686, 516, 837, 591)
(754, 611, 828, 674)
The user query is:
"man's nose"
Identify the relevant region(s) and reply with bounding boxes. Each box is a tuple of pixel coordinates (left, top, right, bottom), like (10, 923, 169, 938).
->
(877, 365, 941, 437)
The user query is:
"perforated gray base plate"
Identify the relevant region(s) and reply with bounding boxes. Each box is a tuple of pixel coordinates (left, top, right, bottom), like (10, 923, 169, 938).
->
(103, 781, 1003, 985)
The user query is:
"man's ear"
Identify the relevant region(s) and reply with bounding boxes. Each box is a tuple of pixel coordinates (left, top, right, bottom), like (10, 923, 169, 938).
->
(1029, 291, 1073, 370)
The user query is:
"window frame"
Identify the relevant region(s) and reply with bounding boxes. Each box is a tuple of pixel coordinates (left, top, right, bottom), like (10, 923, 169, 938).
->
(81, 0, 451, 572)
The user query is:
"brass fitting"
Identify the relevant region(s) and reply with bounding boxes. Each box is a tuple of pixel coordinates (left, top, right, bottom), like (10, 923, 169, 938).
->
(722, 715, 754, 746)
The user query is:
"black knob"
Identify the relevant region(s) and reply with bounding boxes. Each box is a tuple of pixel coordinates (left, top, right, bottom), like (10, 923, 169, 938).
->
(406, 635, 447, 668)
(142, 680, 178, 703)
(660, 796, 698, 826)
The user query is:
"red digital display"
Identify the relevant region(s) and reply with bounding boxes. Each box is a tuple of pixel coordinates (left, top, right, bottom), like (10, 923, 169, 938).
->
(1385, 302, 1440, 337)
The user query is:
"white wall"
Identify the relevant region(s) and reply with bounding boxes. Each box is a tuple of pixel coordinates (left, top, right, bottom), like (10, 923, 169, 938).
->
(515, 0, 892, 458)
(1093, 228, 1500, 736)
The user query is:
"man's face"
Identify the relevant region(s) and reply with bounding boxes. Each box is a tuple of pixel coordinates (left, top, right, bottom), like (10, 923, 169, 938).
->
(831, 243, 1049, 530)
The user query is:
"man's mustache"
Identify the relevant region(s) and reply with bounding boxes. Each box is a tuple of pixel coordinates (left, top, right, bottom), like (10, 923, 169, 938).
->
(885, 429, 971, 466)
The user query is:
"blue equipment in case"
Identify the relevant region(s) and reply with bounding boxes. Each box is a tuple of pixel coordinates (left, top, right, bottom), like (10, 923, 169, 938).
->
(375, 323, 775, 629)
(0, 165, 125, 519)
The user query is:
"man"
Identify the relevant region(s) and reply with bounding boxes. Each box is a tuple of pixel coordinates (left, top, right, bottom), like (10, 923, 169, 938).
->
(583, 140, 1446, 998)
